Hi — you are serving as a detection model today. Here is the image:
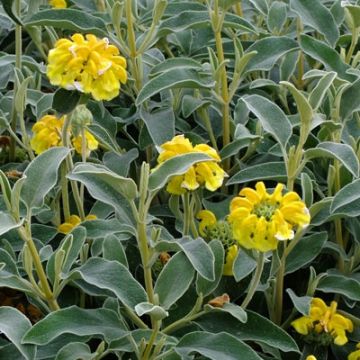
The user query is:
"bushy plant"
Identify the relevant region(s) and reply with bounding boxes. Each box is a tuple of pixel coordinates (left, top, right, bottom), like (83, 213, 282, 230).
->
(0, 0, 360, 359)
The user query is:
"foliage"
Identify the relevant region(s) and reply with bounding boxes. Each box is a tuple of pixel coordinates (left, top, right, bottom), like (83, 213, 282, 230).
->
(0, 0, 360, 359)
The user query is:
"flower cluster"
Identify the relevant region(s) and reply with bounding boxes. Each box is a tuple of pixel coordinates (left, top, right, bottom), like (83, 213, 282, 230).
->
(30, 114, 98, 156)
(50, 0, 66, 8)
(156, 135, 226, 195)
(197, 210, 238, 276)
(228, 182, 310, 252)
(47, 34, 127, 101)
(58, 214, 97, 234)
(291, 298, 353, 346)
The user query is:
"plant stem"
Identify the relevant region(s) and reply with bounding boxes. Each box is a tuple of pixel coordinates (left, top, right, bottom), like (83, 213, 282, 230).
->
(126, 0, 141, 92)
(60, 162, 70, 221)
(346, 27, 359, 64)
(241, 252, 265, 309)
(61, 113, 85, 220)
(9, 0, 22, 161)
(182, 192, 191, 236)
(142, 320, 160, 360)
(18, 224, 59, 311)
(213, 0, 231, 171)
(296, 17, 304, 89)
(273, 241, 286, 324)
(162, 310, 206, 335)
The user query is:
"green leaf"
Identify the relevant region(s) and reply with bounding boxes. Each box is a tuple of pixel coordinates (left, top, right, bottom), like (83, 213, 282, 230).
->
(228, 162, 287, 185)
(154, 252, 195, 309)
(205, 303, 247, 323)
(55, 342, 93, 360)
(68, 163, 137, 225)
(300, 35, 354, 82)
(309, 71, 337, 110)
(140, 106, 175, 146)
(233, 249, 257, 282)
(23, 306, 127, 345)
(301, 172, 314, 208)
(219, 138, 253, 159)
(25, 9, 107, 37)
(69, 163, 138, 201)
(175, 331, 262, 360)
(102, 234, 128, 267)
(150, 57, 202, 76)
(344, 5, 360, 28)
(155, 237, 215, 281)
(317, 274, 360, 301)
(87, 124, 121, 153)
(244, 37, 298, 73)
(0, 0, 22, 24)
(0, 307, 35, 360)
(304, 142, 359, 178)
(68, 258, 147, 309)
(286, 289, 311, 316)
(47, 226, 86, 282)
(0, 212, 22, 236)
(196, 311, 299, 352)
(340, 78, 360, 120)
(0, 272, 34, 294)
(241, 94, 292, 149)
(286, 232, 328, 274)
(136, 68, 214, 105)
(267, 1, 287, 33)
(331, 179, 360, 216)
(134, 302, 169, 321)
(290, 0, 339, 46)
(159, 11, 256, 36)
(0, 170, 12, 211)
(149, 153, 212, 191)
(196, 240, 224, 297)
(103, 149, 139, 177)
(21, 147, 70, 210)
(280, 81, 313, 129)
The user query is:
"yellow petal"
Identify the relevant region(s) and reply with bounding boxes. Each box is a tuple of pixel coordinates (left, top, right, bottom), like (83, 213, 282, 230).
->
(223, 245, 238, 276)
(197, 210, 217, 236)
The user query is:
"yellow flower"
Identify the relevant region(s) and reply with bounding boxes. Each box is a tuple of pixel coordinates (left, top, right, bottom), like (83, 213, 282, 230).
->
(197, 210, 238, 276)
(156, 135, 226, 195)
(349, 343, 360, 360)
(31, 114, 99, 156)
(291, 298, 353, 346)
(58, 214, 97, 234)
(72, 131, 99, 157)
(228, 182, 310, 252)
(50, 0, 67, 8)
(306, 356, 317, 360)
(30, 115, 64, 154)
(47, 33, 127, 101)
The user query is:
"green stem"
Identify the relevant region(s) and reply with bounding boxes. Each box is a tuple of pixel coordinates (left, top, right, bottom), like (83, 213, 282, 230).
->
(213, 0, 230, 171)
(61, 113, 85, 220)
(18, 224, 59, 311)
(296, 17, 304, 89)
(142, 321, 160, 360)
(60, 162, 71, 221)
(273, 241, 287, 324)
(182, 192, 191, 236)
(9, 0, 22, 162)
(241, 252, 265, 309)
(80, 127, 87, 204)
(346, 27, 359, 64)
(126, 0, 141, 92)
(163, 310, 205, 335)
(197, 106, 218, 151)
(124, 305, 149, 329)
